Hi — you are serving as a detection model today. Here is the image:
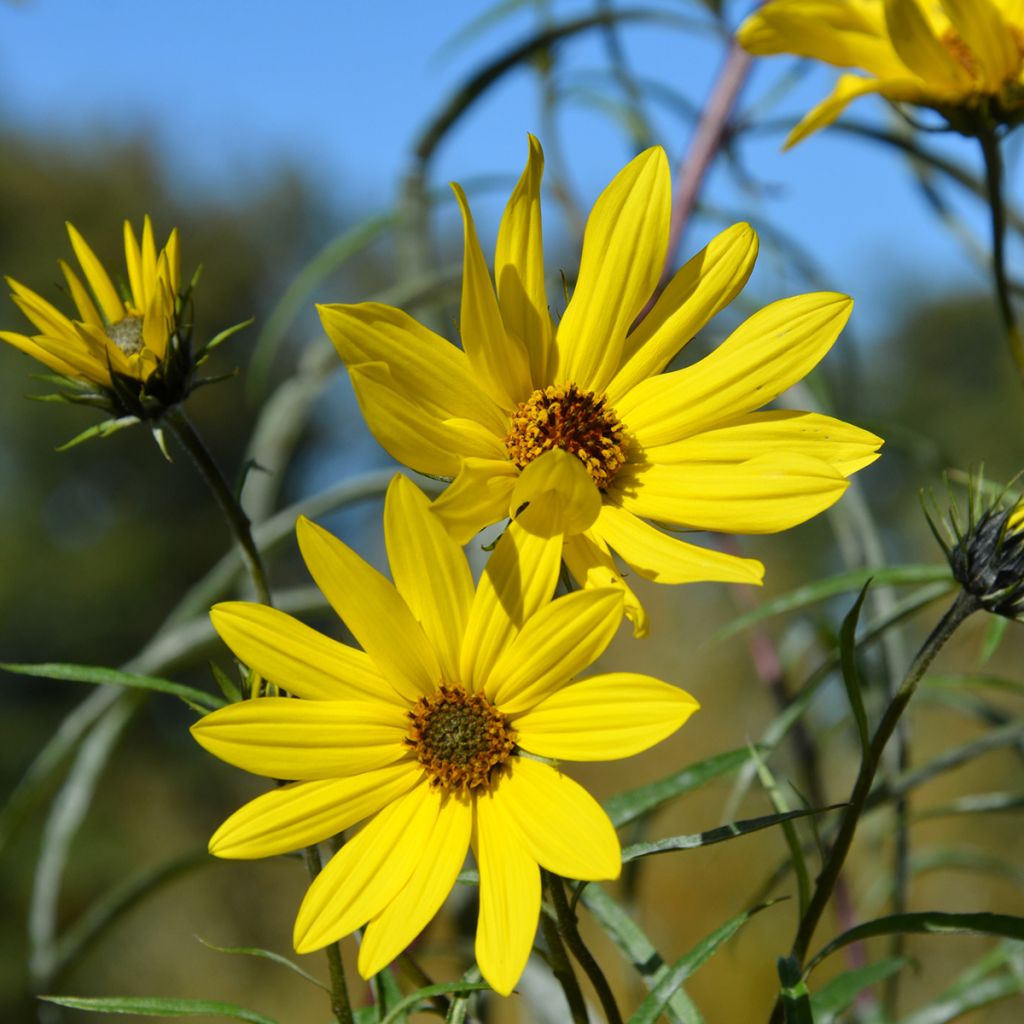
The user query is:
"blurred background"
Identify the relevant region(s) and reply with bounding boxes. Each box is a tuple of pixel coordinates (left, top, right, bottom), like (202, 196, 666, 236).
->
(1, 0, 1023, 1021)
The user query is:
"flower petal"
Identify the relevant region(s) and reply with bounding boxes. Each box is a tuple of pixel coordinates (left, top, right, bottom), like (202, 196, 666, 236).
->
(358, 793, 472, 978)
(384, 475, 474, 682)
(190, 698, 410, 780)
(563, 530, 648, 639)
(619, 292, 853, 445)
(452, 183, 533, 408)
(486, 588, 623, 713)
(296, 515, 441, 702)
(0, 329, 100, 381)
(941, 0, 1019, 88)
(594, 505, 765, 585)
(209, 763, 421, 859)
(557, 147, 670, 394)
(432, 458, 518, 544)
(123, 220, 144, 309)
(66, 222, 124, 323)
(515, 673, 699, 760)
(494, 758, 620, 879)
(495, 134, 553, 386)
(884, 0, 969, 86)
(209, 601, 401, 704)
(474, 787, 540, 996)
(460, 519, 561, 690)
(7, 277, 77, 337)
(59, 261, 104, 328)
(617, 453, 849, 533)
(294, 782, 440, 953)
(509, 447, 601, 537)
(607, 222, 759, 403)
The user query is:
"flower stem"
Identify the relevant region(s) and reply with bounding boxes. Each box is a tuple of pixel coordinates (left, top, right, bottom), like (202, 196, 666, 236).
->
(978, 128, 1024, 382)
(769, 590, 979, 1022)
(540, 884, 589, 1024)
(304, 845, 355, 1024)
(548, 873, 623, 1024)
(164, 408, 272, 606)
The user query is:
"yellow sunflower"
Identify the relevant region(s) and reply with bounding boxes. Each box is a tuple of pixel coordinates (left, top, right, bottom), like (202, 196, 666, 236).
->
(738, 0, 1024, 146)
(2, 217, 180, 390)
(191, 475, 697, 995)
(319, 138, 881, 635)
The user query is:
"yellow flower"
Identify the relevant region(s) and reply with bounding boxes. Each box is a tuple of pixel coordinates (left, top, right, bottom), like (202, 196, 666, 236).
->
(738, 0, 1024, 146)
(191, 475, 697, 995)
(319, 138, 881, 635)
(2, 217, 180, 391)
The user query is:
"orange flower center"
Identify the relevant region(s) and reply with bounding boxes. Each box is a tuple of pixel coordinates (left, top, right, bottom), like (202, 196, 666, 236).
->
(104, 315, 145, 356)
(406, 685, 516, 793)
(504, 383, 627, 489)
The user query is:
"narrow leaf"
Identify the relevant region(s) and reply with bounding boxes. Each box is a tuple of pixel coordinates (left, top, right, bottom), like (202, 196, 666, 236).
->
(980, 614, 1009, 663)
(196, 938, 329, 993)
(378, 983, 490, 1024)
(39, 995, 278, 1024)
(839, 583, 872, 759)
(57, 415, 139, 450)
(809, 958, 908, 1023)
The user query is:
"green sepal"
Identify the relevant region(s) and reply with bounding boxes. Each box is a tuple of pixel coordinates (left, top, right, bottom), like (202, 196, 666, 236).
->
(56, 415, 140, 450)
(194, 316, 253, 365)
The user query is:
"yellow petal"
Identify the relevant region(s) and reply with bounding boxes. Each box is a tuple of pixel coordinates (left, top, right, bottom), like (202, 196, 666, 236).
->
(562, 530, 649, 638)
(59, 261, 104, 328)
(594, 505, 765, 585)
(515, 673, 699, 760)
(460, 519, 562, 689)
(474, 787, 540, 995)
(619, 292, 853, 445)
(452, 182, 533, 408)
(384, 475, 474, 682)
(296, 516, 441, 702)
(556, 147, 670, 394)
(486, 588, 624, 713)
(319, 302, 506, 434)
(493, 758, 620, 879)
(0, 329, 101, 382)
(66, 221, 124, 323)
(884, 0, 970, 85)
(509, 448, 602, 537)
(646, 410, 883, 477)
(294, 782, 439, 953)
(140, 215, 158, 307)
(7, 277, 77, 338)
(617, 453, 848, 533)
(190, 698, 409, 780)
(358, 793, 472, 978)
(432, 458, 518, 544)
(209, 763, 421, 859)
(941, 0, 1018, 88)
(123, 221, 144, 308)
(608, 222, 759, 403)
(495, 134, 553, 386)
(164, 227, 181, 294)
(209, 601, 401, 704)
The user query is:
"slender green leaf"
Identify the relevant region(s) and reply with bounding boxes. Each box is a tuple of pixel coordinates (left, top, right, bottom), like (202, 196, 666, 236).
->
(924, 673, 1024, 697)
(604, 746, 762, 828)
(56, 414, 139, 450)
(810, 958, 908, 1023)
(378, 983, 490, 1024)
(2, 662, 225, 710)
(196, 938, 329, 993)
(778, 956, 815, 1024)
(917, 791, 1024, 818)
(900, 972, 1023, 1024)
(622, 806, 842, 863)
(38, 995, 278, 1024)
(910, 846, 1024, 885)
(981, 614, 1010, 663)
(839, 583, 872, 759)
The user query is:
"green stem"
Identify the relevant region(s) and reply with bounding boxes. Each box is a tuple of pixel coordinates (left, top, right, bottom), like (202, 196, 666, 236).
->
(540, 886, 589, 1024)
(769, 591, 979, 1023)
(304, 846, 354, 1024)
(548, 873, 623, 1024)
(397, 951, 449, 1017)
(164, 409, 272, 606)
(979, 128, 1024, 382)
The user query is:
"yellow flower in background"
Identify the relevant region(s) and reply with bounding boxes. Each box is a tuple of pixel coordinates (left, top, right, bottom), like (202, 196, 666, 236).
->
(320, 138, 881, 635)
(738, 0, 1024, 146)
(1, 217, 180, 389)
(192, 475, 697, 995)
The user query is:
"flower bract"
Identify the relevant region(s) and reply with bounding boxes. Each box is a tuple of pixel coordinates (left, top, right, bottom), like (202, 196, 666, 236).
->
(738, 0, 1024, 145)
(191, 475, 698, 996)
(319, 137, 882, 635)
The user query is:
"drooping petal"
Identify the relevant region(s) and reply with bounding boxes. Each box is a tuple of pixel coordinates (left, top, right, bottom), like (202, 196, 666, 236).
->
(594, 505, 765, 585)
(474, 787, 540, 996)
(508, 447, 601, 537)
(384, 475, 474, 682)
(618, 292, 853, 445)
(209, 763, 421, 859)
(190, 698, 409, 780)
(452, 183, 533, 408)
(607, 222, 759, 403)
(432, 458, 518, 544)
(460, 519, 561, 689)
(556, 147, 670, 394)
(562, 530, 648, 639)
(940, 0, 1019, 88)
(515, 673, 699, 760)
(0, 329, 102, 382)
(495, 134, 553, 386)
(294, 782, 440, 953)
(493, 758, 620, 880)
(296, 516, 441, 702)
(66, 222, 124, 323)
(209, 601, 401, 704)
(616, 453, 848, 533)
(7, 277, 77, 338)
(884, 0, 970, 86)
(645, 410, 883, 477)
(358, 792, 472, 978)
(486, 588, 624, 713)
(59, 261, 104, 328)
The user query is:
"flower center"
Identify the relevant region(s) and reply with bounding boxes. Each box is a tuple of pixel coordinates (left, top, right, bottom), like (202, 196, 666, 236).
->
(406, 685, 516, 793)
(104, 315, 145, 356)
(504, 383, 627, 489)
